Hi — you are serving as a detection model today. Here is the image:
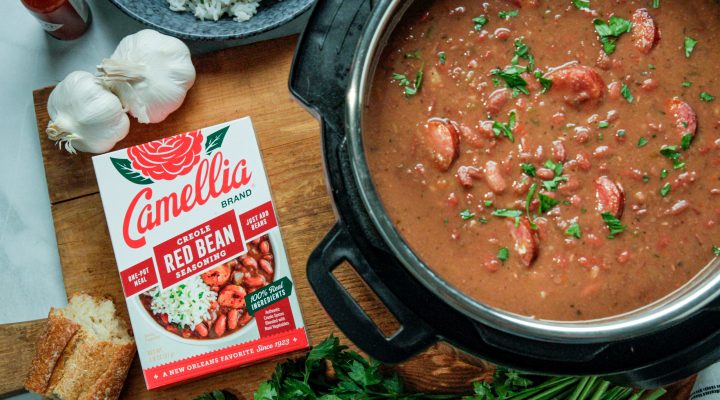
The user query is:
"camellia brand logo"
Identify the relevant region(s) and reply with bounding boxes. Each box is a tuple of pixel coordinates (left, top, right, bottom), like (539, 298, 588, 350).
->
(113, 126, 253, 249)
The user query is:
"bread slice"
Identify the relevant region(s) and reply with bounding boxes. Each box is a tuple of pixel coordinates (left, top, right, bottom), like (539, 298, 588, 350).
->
(24, 293, 136, 400)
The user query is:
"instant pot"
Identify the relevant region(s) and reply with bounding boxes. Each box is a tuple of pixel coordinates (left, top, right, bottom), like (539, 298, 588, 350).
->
(289, 0, 720, 387)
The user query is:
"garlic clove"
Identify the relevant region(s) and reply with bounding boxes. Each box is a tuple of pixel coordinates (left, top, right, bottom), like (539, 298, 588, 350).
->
(97, 29, 196, 124)
(47, 71, 130, 154)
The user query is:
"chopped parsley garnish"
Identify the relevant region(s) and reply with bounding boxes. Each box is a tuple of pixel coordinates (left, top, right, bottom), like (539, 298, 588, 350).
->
(681, 133, 694, 150)
(621, 83, 634, 103)
(648, 64, 656, 70)
(491, 65, 529, 96)
(525, 183, 538, 229)
(392, 67, 424, 97)
(492, 110, 517, 142)
(713, 246, 720, 256)
(438, 51, 446, 65)
(638, 137, 649, 147)
(573, 0, 590, 9)
(544, 159, 564, 176)
(484, 200, 494, 207)
(404, 49, 421, 59)
(682, 81, 693, 87)
(499, 10, 519, 19)
(479, 217, 489, 224)
(660, 169, 668, 179)
(512, 38, 534, 70)
(542, 176, 567, 192)
(684, 36, 697, 58)
(521, 163, 537, 177)
(539, 193, 560, 213)
(660, 182, 671, 197)
(493, 209, 523, 220)
(593, 16, 633, 55)
(460, 209, 476, 220)
(473, 15, 488, 30)
(497, 247, 510, 262)
(565, 222, 582, 239)
(601, 212, 627, 238)
(700, 92, 715, 102)
(598, 121, 609, 129)
(534, 71, 553, 93)
(652, 0, 660, 8)
(642, 175, 650, 183)
(660, 145, 685, 169)
(617, 129, 626, 137)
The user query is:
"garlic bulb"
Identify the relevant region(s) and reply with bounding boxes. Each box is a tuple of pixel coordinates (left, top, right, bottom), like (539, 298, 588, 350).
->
(46, 71, 130, 154)
(97, 29, 196, 124)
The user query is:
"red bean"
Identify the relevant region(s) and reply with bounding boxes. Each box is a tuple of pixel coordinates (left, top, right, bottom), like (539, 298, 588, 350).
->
(486, 88, 510, 116)
(494, 28, 511, 40)
(484, 258, 500, 273)
(460, 124, 487, 148)
(576, 151, 592, 171)
(263, 254, 273, 262)
(593, 145, 611, 159)
(260, 259, 274, 275)
(551, 140, 567, 162)
(182, 329, 192, 338)
(484, 161, 507, 194)
(456, 165, 481, 188)
(244, 275, 266, 288)
(608, 81, 622, 101)
(536, 168, 555, 180)
(666, 200, 691, 216)
(214, 315, 227, 337)
(242, 256, 258, 269)
(512, 177, 532, 195)
(617, 251, 631, 264)
(161, 313, 169, 324)
(641, 78, 659, 91)
(260, 240, 270, 255)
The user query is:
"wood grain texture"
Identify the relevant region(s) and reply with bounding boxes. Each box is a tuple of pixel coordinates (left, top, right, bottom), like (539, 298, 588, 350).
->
(1, 35, 493, 399)
(0, 319, 47, 397)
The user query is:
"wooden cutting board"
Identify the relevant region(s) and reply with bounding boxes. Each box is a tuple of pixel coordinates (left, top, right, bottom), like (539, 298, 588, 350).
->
(0, 34, 695, 400)
(0, 35, 493, 399)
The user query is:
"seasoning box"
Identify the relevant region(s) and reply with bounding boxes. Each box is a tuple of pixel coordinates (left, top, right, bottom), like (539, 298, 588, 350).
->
(92, 117, 309, 389)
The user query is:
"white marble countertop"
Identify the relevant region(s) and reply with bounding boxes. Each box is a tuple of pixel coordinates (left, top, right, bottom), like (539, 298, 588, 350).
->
(0, 2, 306, 398)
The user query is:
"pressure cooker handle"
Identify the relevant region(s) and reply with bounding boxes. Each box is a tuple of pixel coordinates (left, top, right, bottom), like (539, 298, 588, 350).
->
(307, 223, 437, 363)
(289, 0, 374, 120)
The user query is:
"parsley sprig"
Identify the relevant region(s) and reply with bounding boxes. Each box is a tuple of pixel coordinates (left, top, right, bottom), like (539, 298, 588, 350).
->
(593, 16, 633, 55)
(392, 65, 424, 97)
(492, 110, 518, 142)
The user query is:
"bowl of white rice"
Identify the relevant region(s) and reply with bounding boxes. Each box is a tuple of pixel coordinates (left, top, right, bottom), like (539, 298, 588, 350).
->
(135, 275, 257, 345)
(109, 0, 314, 40)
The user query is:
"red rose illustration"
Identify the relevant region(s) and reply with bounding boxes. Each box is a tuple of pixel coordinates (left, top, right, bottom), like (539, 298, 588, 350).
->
(127, 130, 203, 181)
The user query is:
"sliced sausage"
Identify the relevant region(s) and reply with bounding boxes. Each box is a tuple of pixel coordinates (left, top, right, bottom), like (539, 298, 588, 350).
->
(509, 217, 539, 267)
(667, 98, 697, 139)
(547, 65, 605, 109)
(420, 118, 460, 172)
(632, 9, 660, 54)
(596, 176, 625, 218)
(486, 88, 511, 117)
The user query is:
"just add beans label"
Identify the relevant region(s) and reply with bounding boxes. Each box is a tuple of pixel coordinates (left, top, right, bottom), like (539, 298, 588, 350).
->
(93, 117, 308, 390)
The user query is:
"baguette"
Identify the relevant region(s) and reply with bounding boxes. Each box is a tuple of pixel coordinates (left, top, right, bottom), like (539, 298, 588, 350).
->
(24, 293, 136, 400)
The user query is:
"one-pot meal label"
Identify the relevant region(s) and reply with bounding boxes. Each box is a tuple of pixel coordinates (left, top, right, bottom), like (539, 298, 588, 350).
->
(92, 117, 308, 390)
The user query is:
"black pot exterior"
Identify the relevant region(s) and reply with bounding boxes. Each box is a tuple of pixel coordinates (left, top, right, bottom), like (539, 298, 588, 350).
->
(289, 0, 720, 387)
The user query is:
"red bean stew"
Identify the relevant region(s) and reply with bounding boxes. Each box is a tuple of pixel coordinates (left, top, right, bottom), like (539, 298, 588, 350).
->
(364, 0, 720, 320)
(141, 235, 275, 339)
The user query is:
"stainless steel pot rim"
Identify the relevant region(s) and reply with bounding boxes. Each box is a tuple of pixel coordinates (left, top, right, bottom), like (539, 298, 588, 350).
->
(345, 0, 720, 343)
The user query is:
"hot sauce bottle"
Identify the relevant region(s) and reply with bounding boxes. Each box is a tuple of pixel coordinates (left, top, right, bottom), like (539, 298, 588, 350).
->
(20, 0, 91, 40)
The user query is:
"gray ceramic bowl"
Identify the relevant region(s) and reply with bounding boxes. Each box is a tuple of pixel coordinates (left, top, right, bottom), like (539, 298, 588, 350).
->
(109, 0, 315, 40)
